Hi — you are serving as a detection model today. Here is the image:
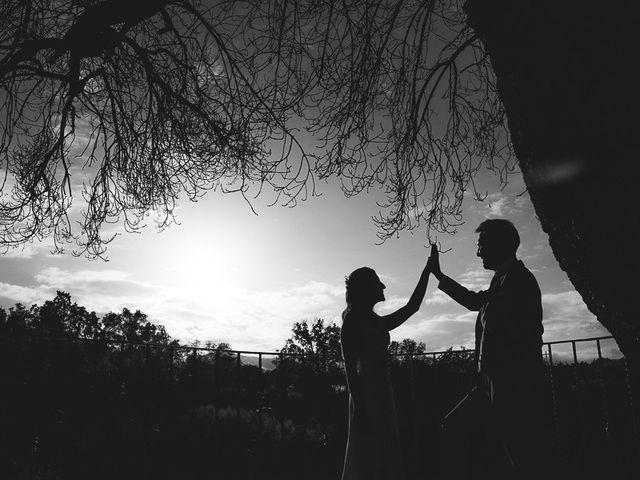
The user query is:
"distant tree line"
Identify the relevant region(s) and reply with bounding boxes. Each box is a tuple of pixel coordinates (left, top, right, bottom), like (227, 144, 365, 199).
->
(1, 291, 173, 344)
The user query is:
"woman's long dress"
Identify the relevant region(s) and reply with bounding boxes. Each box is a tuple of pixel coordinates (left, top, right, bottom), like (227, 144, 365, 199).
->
(340, 311, 404, 480)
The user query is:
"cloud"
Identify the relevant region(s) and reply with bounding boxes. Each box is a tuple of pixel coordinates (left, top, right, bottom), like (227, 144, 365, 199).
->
(391, 287, 613, 358)
(124, 279, 342, 350)
(541, 290, 617, 361)
(0, 235, 63, 259)
(0, 282, 53, 306)
(513, 195, 530, 210)
(1, 266, 167, 315)
(0, 260, 482, 354)
(35, 267, 131, 285)
(1, 245, 39, 259)
(392, 289, 614, 360)
(294, 281, 342, 295)
(375, 290, 454, 315)
(1, 267, 347, 352)
(0, 259, 614, 358)
(424, 290, 453, 305)
(375, 296, 408, 315)
(486, 193, 510, 216)
(468, 192, 523, 218)
(393, 311, 477, 352)
(542, 290, 609, 342)
(468, 191, 535, 221)
(32, 267, 158, 312)
(459, 264, 492, 290)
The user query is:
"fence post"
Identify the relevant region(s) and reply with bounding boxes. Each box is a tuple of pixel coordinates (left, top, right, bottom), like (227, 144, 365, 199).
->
(545, 343, 560, 454)
(168, 347, 174, 385)
(237, 351, 242, 420)
(257, 353, 264, 433)
(215, 349, 220, 422)
(622, 358, 638, 442)
(279, 353, 286, 440)
(408, 353, 416, 472)
(593, 346, 610, 439)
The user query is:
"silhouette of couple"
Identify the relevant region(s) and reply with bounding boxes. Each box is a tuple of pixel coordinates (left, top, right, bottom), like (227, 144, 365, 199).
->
(340, 219, 546, 480)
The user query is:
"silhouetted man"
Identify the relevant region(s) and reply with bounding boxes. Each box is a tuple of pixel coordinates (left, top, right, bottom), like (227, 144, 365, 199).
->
(429, 219, 546, 479)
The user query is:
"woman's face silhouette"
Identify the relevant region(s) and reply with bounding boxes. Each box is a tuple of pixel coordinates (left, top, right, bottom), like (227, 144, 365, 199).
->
(346, 267, 386, 308)
(371, 272, 386, 304)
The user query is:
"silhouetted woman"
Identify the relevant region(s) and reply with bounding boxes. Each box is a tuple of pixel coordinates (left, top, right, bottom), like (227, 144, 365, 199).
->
(340, 261, 430, 480)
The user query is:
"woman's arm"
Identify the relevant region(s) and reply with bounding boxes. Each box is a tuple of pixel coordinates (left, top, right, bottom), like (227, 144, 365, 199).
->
(380, 261, 430, 331)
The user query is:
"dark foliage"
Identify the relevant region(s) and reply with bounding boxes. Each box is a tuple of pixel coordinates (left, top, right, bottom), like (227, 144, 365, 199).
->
(0, 295, 637, 479)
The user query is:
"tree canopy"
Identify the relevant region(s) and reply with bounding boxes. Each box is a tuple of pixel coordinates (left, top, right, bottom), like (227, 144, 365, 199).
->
(279, 318, 342, 372)
(1, 0, 511, 257)
(0, 290, 173, 344)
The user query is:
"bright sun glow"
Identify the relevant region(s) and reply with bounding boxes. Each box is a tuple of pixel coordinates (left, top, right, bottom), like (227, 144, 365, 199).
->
(161, 235, 246, 298)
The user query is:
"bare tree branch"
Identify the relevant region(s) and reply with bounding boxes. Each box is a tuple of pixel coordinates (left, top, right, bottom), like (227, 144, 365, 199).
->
(0, 0, 511, 258)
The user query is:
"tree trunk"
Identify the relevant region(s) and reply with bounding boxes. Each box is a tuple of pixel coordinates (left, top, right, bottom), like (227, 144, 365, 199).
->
(464, 1, 640, 378)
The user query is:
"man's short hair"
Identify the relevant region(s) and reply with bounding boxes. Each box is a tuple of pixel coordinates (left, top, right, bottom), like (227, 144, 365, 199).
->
(475, 219, 520, 255)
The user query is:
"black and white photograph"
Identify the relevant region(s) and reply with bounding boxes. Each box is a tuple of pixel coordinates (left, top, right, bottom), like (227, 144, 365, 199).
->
(1, 1, 638, 479)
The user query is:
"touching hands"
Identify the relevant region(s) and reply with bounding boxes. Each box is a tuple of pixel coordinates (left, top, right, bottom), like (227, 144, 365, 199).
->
(427, 243, 443, 280)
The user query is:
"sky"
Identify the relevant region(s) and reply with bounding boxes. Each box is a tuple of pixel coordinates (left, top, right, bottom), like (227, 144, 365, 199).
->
(0, 164, 614, 358)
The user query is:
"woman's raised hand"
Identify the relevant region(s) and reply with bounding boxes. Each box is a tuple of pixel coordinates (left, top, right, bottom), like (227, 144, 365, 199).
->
(427, 243, 442, 279)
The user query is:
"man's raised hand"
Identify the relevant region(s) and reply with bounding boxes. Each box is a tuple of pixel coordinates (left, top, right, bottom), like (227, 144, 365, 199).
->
(428, 243, 443, 280)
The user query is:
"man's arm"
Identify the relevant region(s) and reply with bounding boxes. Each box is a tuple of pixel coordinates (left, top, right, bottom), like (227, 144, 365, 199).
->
(438, 276, 488, 311)
(428, 244, 488, 311)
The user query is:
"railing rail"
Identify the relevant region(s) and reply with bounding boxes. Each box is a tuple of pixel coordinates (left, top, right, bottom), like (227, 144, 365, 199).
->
(1, 331, 620, 361)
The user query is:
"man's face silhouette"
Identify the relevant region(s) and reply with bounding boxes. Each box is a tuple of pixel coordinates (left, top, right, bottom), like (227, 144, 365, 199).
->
(476, 232, 503, 271)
